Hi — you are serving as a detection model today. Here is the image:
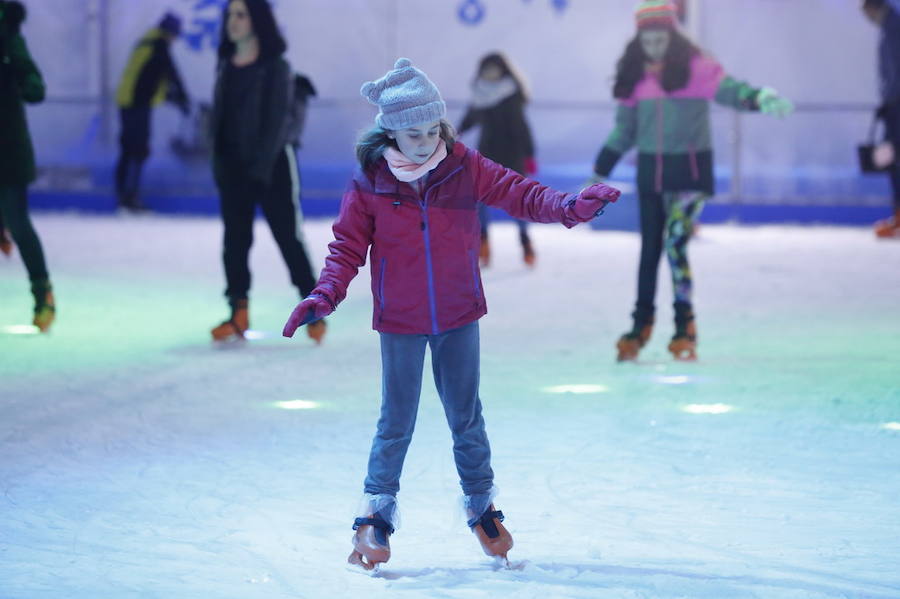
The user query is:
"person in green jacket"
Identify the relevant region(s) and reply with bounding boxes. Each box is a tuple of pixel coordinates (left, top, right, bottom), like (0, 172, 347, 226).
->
(0, 0, 54, 332)
(593, 0, 792, 362)
(114, 13, 189, 212)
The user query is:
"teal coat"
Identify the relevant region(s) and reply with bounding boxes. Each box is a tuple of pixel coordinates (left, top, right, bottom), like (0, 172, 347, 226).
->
(0, 33, 45, 185)
(594, 54, 761, 195)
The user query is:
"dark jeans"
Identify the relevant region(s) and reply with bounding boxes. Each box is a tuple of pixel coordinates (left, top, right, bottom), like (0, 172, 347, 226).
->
(0, 184, 49, 283)
(216, 146, 317, 302)
(634, 190, 707, 323)
(115, 106, 151, 203)
(364, 321, 494, 497)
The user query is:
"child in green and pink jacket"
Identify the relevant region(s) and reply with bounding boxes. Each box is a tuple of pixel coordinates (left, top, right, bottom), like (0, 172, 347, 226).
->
(594, 0, 792, 362)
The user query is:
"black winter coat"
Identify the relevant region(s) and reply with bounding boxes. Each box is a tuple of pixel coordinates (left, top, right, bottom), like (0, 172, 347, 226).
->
(0, 33, 44, 185)
(459, 92, 534, 175)
(209, 56, 292, 186)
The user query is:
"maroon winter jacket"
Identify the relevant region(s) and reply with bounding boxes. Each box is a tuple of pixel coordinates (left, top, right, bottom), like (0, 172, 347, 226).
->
(313, 141, 602, 335)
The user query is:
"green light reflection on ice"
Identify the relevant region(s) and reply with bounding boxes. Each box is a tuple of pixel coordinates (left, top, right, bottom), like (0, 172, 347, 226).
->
(273, 399, 320, 410)
(542, 384, 610, 394)
(682, 403, 733, 415)
(3, 324, 40, 335)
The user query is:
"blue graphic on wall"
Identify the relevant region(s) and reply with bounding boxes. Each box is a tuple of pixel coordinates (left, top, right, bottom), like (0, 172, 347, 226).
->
(458, 0, 569, 26)
(182, 0, 228, 52)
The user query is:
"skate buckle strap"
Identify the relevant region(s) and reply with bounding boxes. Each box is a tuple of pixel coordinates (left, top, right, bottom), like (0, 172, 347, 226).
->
(468, 510, 505, 539)
(352, 516, 395, 535)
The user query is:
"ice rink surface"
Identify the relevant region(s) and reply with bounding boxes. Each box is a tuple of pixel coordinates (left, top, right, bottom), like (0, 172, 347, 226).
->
(2, 214, 899, 599)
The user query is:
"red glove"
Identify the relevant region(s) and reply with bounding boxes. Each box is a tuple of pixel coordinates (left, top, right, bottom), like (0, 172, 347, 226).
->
(524, 157, 537, 177)
(568, 182, 621, 221)
(282, 294, 334, 338)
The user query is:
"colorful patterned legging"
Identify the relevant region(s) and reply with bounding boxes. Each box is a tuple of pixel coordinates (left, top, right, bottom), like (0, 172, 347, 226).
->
(634, 190, 709, 320)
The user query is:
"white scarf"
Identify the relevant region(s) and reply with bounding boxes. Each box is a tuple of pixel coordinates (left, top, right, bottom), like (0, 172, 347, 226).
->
(471, 76, 519, 109)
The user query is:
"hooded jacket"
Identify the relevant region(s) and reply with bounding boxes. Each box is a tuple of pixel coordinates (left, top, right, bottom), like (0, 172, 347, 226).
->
(313, 142, 597, 335)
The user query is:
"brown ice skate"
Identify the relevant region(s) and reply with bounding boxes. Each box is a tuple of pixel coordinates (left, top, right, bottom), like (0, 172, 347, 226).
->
(874, 209, 900, 239)
(211, 300, 248, 342)
(616, 320, 654, 362)
(347, 513, 393, 571)
(0, 230, 12, 257)
(306, 319, 327, 345)
(522, 239, 536, 267)
(668, 320, 697, 361)
(33, 290, 55, 333)
(479, 236, 491, 267)
(468, 504, 513, 562)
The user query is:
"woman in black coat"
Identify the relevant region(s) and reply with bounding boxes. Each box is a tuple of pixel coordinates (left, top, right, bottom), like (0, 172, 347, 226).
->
(459, 52, 537, 267)
(208, 0, 321, 343)
(0, 1, 54, 331)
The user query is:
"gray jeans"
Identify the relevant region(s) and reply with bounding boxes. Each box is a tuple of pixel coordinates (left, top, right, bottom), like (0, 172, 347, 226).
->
(364, 321, 494, 497)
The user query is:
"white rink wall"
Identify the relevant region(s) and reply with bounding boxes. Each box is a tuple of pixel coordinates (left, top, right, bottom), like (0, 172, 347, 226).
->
(21, 0, 885, 200)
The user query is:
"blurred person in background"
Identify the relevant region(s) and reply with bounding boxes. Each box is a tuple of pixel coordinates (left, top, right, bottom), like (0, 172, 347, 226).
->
(114, 12, 189, 212)
(862, 0, 900, 238)
(208, 0, 322, 344)
(592, 0, 793, 362)
(458, 52, 537, 267)
(0, 0, 55, 332)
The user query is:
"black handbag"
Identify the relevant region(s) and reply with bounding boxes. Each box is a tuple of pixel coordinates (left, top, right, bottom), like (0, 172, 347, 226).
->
(858, 111, 895, 173)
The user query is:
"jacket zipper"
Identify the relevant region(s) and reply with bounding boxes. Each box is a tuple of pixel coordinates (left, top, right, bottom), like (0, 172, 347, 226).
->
(469, 251, 481, 299)
(378, 257, 387, 323)
(420, 165, 464, 335)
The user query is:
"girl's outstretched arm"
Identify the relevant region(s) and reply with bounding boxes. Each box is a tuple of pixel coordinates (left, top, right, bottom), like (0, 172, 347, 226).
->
(472, 151, 619, 227)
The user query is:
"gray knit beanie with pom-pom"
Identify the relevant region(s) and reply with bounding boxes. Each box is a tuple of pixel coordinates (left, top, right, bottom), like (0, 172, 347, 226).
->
(360, 58, 446, 130)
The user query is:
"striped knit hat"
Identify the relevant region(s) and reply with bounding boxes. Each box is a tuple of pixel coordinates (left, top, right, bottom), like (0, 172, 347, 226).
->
(635, 0, 678, 30)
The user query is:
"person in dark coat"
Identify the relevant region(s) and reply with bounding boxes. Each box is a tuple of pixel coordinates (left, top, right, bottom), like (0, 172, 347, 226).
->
(863, 0, 900, 238)
(208, 0, 321, 344)
(0, 0, 54, 331)
(458, 52, 538, 267)
(114, 12, 189, 212)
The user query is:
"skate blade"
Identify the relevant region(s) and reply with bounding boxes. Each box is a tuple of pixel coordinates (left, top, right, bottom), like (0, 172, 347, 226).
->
(670, 346, 697, 361)
(212, 334, 247, 347)
(347, 549, 383, 573)
(616, 351, 638, 362)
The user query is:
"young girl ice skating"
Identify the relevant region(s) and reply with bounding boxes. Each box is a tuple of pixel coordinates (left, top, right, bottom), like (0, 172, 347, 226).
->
(282, 58, 620, 569)
(594, 0, 793, 362)
(458, 52, 538, 267)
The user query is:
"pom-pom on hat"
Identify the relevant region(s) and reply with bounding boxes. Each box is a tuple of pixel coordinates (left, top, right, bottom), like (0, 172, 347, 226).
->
(635, 0, 678, 30)
(360, 58, 447, 131)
